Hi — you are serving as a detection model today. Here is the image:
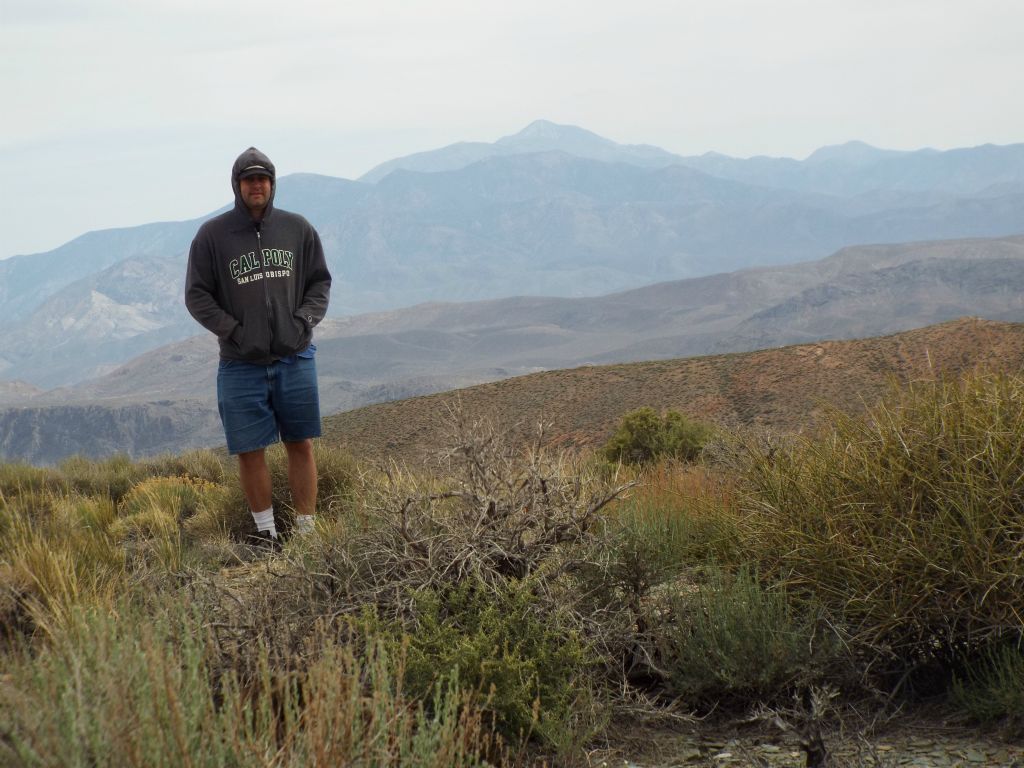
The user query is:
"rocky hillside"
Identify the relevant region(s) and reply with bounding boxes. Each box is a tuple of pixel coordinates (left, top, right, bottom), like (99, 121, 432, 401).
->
(0, 400, 221, 465)
(320, 317, 1024, 464)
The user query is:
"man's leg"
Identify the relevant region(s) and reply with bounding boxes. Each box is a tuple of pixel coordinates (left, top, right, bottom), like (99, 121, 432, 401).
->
(238, 448, 278, 540)
(238, 448, 273, 511)
(284, 439, 317, 533)
(217, 359, 280, 543)
(276, 354, 322, 536)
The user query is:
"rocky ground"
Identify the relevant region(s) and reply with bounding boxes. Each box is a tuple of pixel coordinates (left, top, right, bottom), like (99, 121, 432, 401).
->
(595, 717, 1023, 767)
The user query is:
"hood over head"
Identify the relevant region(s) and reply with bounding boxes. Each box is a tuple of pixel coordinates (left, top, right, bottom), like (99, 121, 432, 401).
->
(231, 147, 277, 218)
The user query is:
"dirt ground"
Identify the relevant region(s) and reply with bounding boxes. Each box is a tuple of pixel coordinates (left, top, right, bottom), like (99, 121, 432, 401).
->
(592, 715, 1023, 767)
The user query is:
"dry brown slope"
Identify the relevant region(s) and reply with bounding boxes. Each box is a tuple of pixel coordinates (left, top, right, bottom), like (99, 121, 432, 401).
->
(321, 317, 1024, 463)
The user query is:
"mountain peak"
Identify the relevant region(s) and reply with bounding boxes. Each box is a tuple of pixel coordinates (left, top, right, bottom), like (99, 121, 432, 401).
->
(805, 140, 901, 165)
(496, 120, 617, 150)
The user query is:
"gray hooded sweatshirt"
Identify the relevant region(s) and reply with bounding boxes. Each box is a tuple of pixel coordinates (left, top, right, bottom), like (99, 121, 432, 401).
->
(185, 147, 331, 363)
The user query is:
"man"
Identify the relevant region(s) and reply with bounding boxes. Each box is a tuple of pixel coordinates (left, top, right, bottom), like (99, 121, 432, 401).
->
(185, 147, 331, 549)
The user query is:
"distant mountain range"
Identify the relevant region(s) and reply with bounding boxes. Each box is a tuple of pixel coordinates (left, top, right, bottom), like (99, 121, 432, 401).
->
(4, 234, 1024, 464)
(2, 120, 1024, 390)
(357, 119, 686, 182)
(362, 121, 1024, 198)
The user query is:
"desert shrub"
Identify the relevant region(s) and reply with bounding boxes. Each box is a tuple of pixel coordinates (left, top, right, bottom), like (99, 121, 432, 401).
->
(0, 603, 504, 767)
(951, 643, 1024, 734)
(301, 414, 630, 755)
(605, 465, 741, 597)
(295, 639, 506, 767)
(602, 407, 712, 466)
(655, 564, 840, 708)
(401, 578, 603, 752)
(317, 415, 630, 601)
(559, 461, 746, 693)
(738, 371, 1024, 687)
(602, 498, 697, 611)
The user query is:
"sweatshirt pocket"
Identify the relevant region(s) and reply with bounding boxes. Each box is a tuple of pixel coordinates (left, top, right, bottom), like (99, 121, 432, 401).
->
(229, 323, 264, 360)
(270, 314, 311, 357)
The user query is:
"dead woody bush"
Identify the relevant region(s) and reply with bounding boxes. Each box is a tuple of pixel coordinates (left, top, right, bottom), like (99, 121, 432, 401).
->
(318, 407, 635, 618)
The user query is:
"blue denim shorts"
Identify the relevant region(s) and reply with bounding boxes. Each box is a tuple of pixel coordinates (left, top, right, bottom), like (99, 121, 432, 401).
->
(216, 350, 322, 455)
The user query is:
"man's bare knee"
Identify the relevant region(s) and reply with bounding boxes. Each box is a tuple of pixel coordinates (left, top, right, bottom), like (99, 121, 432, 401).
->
(284, 439, 314, 459)
(238, 448, 267, 469)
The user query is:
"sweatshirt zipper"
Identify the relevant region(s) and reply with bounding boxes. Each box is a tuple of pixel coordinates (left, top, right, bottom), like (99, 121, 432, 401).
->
(255, 224, 274, 352)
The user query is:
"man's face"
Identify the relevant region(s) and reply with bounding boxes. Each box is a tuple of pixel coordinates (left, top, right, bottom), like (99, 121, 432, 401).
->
(239, 174, 272, 216)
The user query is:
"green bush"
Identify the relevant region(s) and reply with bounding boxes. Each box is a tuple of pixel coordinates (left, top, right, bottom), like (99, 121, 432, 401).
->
(605, 490, 741, 600)
(656, 564, 839, 707)
(402, 579, 603, 753)
(950, 643, 1024, 733)
(951, 643, 1024, 734)
(602, 407, 712, 466)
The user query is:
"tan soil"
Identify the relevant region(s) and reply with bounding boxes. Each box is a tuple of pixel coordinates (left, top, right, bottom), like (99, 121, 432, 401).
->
(597, 718, 1023, 767)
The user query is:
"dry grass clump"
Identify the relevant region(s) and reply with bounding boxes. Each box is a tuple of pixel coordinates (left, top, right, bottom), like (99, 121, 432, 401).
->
(0, 492, 124, 641)
(737, 370, 1024, 691)
(0, 445, 358, 644)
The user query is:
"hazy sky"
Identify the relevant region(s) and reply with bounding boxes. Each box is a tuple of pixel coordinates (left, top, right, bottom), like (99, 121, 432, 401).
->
(3, 0, 1022, 259)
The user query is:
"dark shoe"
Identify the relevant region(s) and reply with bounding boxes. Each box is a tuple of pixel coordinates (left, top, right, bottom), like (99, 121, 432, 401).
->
(245, 530, 282, 554)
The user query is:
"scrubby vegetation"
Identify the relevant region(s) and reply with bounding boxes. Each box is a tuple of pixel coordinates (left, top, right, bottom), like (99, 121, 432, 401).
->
(2, 370, 1024, 766)
(600, 406, 713, 466)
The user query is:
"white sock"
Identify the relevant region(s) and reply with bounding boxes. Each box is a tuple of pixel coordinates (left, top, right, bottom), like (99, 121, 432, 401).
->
(294, 514, 315, 535)
(251, 507, 278, 539)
